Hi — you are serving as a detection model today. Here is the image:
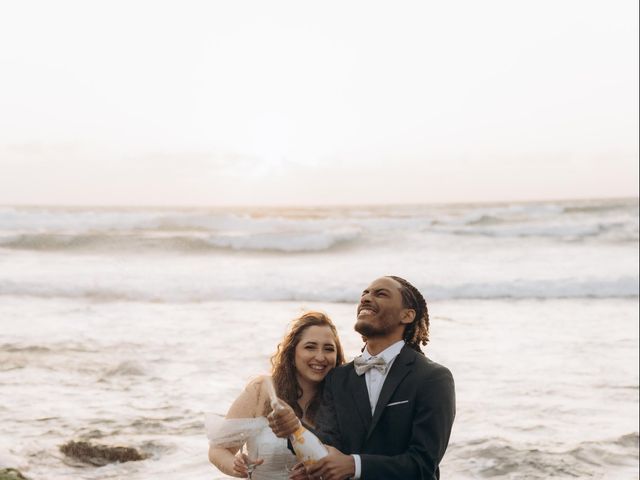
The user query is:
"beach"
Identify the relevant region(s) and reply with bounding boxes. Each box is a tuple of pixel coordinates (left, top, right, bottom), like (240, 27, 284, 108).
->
(0, 198, 638, 479)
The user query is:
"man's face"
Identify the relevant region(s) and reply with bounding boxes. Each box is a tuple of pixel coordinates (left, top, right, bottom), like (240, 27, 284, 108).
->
(355, 277, 411, 339)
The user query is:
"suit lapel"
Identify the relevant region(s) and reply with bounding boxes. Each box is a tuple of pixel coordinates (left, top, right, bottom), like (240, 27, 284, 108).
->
(366, 346, 415, 440)
(348, 364, 372, 430)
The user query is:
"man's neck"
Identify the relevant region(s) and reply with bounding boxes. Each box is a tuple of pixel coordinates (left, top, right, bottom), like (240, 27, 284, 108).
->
(365, 335, 404, 356)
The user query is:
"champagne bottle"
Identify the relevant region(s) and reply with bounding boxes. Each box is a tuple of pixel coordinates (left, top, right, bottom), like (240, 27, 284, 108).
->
(266, 377, 328, 466)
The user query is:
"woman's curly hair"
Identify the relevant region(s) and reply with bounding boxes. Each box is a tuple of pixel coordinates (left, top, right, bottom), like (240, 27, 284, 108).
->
(270, 311, 345, 424)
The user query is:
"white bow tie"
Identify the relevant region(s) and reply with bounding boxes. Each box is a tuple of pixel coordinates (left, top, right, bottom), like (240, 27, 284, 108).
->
(354, 355, 388, 376)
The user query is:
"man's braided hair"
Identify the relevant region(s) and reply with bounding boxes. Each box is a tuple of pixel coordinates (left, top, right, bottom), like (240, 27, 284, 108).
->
(387, 275, 430, 353)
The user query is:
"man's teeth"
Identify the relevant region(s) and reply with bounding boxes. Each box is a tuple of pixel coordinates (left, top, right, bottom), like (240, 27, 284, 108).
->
(360, 309, 374, 315)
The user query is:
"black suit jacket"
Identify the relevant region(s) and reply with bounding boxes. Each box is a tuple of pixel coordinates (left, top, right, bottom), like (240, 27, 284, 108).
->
(314, 345, 455, 479)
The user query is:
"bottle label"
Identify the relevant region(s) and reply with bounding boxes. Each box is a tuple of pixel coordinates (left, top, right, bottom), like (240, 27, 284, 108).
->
(292, 425, 307, 444)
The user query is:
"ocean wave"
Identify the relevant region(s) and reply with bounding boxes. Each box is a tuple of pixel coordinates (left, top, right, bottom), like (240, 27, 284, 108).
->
(1, 200, 637, 251)
(0, 221, 635, 255)
(0, 342, 93, 354)
(0, 229, 362, 253)
(0, 357, 28, 372)
(202, 228, 360, 252)
(465, 214, 505, 226)
(433, 220, 637, 241)
(0, 343, 52, 353)
(1, 277, 636, 303)
(0, 208, 366, 234)
(102, 361, 147, 377)
(563, 200, 639, 214)
(448, 433, 639, 479)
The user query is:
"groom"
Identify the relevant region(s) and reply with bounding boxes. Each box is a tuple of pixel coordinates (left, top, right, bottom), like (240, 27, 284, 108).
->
(270, 275, 456, 480)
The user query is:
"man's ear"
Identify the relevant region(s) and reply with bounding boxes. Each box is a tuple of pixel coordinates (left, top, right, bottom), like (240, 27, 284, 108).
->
(400, 309, 416, 325)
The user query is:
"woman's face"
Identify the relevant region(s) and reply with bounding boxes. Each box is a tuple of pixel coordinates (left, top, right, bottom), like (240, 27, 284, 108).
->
(294, 325, 338, 386)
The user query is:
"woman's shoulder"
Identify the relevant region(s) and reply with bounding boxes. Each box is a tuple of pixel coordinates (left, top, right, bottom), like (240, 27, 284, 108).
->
(226, 375, 272, 419)
(244, 375, 272, 394)
(244, 375, 272, 416)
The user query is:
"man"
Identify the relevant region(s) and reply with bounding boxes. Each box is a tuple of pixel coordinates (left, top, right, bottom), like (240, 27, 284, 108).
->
(269, 275, 456, 480)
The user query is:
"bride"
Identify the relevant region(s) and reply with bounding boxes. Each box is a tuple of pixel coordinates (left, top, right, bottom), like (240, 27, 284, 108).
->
(207, 311, 345, 479)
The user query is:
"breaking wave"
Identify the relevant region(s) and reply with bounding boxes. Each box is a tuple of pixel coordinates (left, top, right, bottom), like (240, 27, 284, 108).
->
(0, 229, 362, 253)
(447, 433, 639, 479)
(0, 198, 637, 253)
(1, 276, 637, 303)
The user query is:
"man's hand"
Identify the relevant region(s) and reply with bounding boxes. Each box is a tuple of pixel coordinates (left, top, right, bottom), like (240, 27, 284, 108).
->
(288, 462, 310, 480)
(307, 446, 355, 480)
(267, 401, 300, 438)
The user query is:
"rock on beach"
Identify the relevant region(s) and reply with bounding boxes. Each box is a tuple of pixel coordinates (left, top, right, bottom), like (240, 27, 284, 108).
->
(0, 469, 29, 480)
(60, 441, 148, 466)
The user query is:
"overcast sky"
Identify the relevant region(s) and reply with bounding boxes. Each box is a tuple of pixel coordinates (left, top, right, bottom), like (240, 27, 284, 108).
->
(0, 0, 638, 206)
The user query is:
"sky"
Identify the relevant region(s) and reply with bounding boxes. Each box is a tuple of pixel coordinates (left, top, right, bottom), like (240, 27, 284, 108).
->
(0, 0, 638, 206)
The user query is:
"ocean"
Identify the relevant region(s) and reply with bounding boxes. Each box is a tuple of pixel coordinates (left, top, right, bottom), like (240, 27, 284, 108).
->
(0, 198, 638, 479)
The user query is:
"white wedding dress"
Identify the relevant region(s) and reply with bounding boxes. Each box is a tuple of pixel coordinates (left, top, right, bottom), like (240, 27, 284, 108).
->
(206, 415, 298, 480)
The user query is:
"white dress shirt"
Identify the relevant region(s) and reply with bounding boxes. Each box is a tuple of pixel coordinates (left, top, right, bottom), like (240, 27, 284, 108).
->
(352, 340, 405, 479)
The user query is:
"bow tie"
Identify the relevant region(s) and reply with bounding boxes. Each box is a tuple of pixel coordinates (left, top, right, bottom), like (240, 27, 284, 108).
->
(354, 355, 388, 376)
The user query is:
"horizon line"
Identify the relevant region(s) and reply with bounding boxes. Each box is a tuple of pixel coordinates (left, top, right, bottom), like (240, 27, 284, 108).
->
(0, 195, 638, 210)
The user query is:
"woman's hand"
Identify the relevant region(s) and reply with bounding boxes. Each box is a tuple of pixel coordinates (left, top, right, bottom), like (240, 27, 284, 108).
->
(267, 401, 300, 438)
(232, 451, 264, 478)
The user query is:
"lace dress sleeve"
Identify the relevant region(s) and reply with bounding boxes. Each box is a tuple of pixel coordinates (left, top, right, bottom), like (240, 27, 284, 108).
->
(205, 414, 269, 448)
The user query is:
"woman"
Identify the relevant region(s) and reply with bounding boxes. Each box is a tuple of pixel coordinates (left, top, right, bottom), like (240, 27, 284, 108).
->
(207, 311, 345, 479)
